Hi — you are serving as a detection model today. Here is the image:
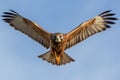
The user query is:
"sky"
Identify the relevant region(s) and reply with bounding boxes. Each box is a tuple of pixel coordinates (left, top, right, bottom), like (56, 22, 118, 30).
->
(0, 0, 120, 80)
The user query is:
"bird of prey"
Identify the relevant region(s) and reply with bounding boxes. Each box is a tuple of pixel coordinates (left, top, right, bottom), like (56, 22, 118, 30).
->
(2, 10, 118, 66)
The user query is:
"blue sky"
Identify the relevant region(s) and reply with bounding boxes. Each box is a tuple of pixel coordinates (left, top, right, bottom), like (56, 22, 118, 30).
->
(0, 0, 120, 80)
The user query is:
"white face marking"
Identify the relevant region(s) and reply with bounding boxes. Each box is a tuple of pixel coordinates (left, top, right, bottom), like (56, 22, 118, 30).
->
(59, 34, 63, 39)
(54, 34, 64, 42)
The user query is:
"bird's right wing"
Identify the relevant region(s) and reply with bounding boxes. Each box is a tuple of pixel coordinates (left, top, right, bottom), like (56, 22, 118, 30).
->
(2, 10, 51, 49)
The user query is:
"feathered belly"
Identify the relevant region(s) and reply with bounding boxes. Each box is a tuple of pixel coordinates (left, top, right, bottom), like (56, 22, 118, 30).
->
(53, 43, 64, 51)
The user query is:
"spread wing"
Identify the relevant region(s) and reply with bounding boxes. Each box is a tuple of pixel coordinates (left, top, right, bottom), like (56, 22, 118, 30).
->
(65, 10, 118, 49)
(2, 10, 50, 49)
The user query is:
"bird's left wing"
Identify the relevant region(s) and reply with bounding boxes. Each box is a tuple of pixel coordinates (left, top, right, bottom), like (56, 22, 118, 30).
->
(2, 10, 50, 49)
(65, 10, 118, 49)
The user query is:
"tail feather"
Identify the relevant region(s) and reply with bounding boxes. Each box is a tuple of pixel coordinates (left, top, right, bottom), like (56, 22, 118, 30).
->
(38, 51, 56, 65)
(61, 52, 75, 65)
(38, 51, 74, 66)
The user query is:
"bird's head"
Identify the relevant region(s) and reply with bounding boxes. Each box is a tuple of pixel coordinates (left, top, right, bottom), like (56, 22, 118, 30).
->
(52, 33, 64, 43)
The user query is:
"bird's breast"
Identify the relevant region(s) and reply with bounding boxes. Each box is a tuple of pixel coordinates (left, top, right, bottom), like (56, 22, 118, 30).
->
(51, 41, 66, 52)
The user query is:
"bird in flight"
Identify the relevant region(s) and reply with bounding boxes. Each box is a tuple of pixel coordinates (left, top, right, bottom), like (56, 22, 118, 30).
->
(2, 10, 118, 66)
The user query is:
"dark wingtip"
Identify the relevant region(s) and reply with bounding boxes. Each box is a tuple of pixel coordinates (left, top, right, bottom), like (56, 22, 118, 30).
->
(105, 21, 115, 24)
(1, 10, 20, 23)
(99, 10, 112, 16)
(2, 9, 20, 16)
(102, 13, 115, 17)
(105, 24, 111, 28)
(9, 9, 16, 13)
(2, 18, 13, 23)
(104, 17, 118, 20)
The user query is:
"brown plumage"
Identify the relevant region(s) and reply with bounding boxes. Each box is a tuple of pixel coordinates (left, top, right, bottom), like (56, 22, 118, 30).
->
(2, 10, 118, 66)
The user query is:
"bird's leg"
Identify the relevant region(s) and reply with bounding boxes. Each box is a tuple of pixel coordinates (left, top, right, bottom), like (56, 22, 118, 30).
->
(53, 50, 62, 65)
(55, 48, 65, 65)
(55, 52, 61, 65)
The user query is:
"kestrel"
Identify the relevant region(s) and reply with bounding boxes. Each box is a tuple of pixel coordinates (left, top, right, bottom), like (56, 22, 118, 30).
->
(2, 10, 118, 66)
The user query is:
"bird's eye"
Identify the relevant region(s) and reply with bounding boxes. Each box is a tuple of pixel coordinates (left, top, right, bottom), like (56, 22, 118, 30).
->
(59, 34, 63, 39)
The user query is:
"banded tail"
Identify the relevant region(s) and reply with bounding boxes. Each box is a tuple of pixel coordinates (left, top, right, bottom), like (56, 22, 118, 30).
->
(38, 51, 74, 66)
